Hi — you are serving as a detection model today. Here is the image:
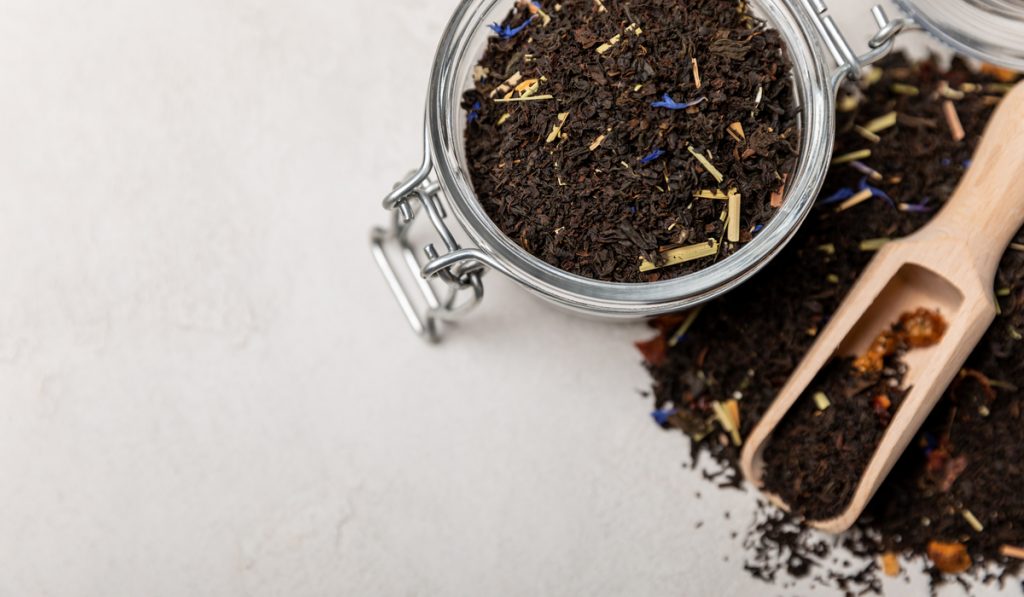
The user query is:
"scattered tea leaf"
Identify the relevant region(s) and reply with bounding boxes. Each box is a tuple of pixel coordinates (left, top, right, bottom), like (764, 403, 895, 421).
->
(770, 173, 788, 208)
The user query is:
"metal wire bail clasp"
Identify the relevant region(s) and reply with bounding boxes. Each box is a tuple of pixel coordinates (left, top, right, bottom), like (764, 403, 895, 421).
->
(802, 0, 915, 84)
(371, 128, 487, 343)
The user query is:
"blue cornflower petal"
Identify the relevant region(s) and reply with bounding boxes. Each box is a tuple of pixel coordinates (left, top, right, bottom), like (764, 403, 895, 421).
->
(640, 149, 666, 165)
(858, 176, 895, 208)
(467, 101, 481, 124)
(753, 224, 764, 233)
(819, 187, 856, 205)
(900, 202, 936, 213)
(488, 15, 535, 39)
(651, 94, 707, 110)
(651, 408, 677, 426)
(962, 159, 972, 169)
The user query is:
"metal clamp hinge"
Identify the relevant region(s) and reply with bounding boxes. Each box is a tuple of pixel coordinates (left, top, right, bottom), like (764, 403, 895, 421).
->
(801, 0, 915, 83)
(371, 129, 488, 343)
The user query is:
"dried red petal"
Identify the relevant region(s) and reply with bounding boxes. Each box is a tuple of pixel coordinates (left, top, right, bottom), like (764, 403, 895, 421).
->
(635, 335, 668, 367)
(650, 313, 688, 334)
(939, 455, 968, 493)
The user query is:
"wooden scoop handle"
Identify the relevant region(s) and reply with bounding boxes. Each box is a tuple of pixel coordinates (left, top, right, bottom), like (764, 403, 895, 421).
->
(919, 81, 1024, 278)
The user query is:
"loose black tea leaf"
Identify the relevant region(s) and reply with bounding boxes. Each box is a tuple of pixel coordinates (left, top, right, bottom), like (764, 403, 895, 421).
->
(637, 54, 1024, 592)
(463, 0, 800, 282)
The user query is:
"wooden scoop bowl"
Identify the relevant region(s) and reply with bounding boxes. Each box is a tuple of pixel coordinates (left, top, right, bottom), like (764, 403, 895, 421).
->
(740, 80, 1024, 534)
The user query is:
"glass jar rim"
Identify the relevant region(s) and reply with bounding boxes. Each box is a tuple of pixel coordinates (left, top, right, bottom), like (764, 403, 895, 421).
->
(426, 0, 839, 316)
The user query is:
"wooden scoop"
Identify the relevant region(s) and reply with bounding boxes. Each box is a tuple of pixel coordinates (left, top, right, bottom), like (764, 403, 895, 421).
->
(740, 80, 1024, 534)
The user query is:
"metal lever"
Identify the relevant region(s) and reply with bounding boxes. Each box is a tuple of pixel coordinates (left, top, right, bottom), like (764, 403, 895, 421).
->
(372, 130, 488, 343)
(802, 0, 916, 83)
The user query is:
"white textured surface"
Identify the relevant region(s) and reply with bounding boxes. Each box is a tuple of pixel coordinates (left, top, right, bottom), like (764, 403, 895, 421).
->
(0, 1, 996, 595)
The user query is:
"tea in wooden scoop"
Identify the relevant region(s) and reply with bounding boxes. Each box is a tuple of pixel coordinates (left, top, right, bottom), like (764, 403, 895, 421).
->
(741, 80, 1024, 533)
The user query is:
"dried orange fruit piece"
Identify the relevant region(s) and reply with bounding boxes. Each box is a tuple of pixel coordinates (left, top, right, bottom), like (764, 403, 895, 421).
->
(927, 540, 972, 574)
(881, 552, 900, 576)
(900, 308, 947, 348)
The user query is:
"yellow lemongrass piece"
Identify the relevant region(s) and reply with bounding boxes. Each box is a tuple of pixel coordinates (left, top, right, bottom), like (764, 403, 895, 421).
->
(831, 149, 872, 165)
(712, 400, 742, 446)
(687, 146, 724, 183)
(838, 94, 860, 112)
(943, 100, 965, 142)
(727, 192, 741, 242)
(939, 81, 966, 100)
(489, 71, 522, 98)
(693, 189, 730, 200)
(863, 67, 884, 87)
(589, 133, 607, 151)
(512, 78, 540, 99)
(546, 112, 570, 143)
(596, 34, 621, 54)
(1000, 545, 1024, 561)
(728, 121, 745, 141)
(818, 243, 836, 255)
(854, 125, 881, 143)
(860, 237, 891, 252)
(891, 83, 920, 96)
(625, 23, 642, 36)
(493, 94, 554, 103)
(725, 399, 741, 431)
(594, 0, 607, 12)
(813, 391, 831, 411)
(639, 240, 720, 272)
(692, 58, 702, 89)
(634, 83, 643, 92)
(668, 306, 703, 347)
(497, 113, 511, 126)
(836, 188, 874, 212)
(1011, 243, 1024, 252)
(472, 65, 490, 82)
(863, 111, 898, 134)
(962, 509, 984, 532)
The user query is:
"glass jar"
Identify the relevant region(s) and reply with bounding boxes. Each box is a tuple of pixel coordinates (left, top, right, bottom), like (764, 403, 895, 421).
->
(371, 0, 1021, 342)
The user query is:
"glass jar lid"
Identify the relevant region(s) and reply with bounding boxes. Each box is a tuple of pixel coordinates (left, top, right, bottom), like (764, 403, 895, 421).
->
(895, 0, 1024, 71)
